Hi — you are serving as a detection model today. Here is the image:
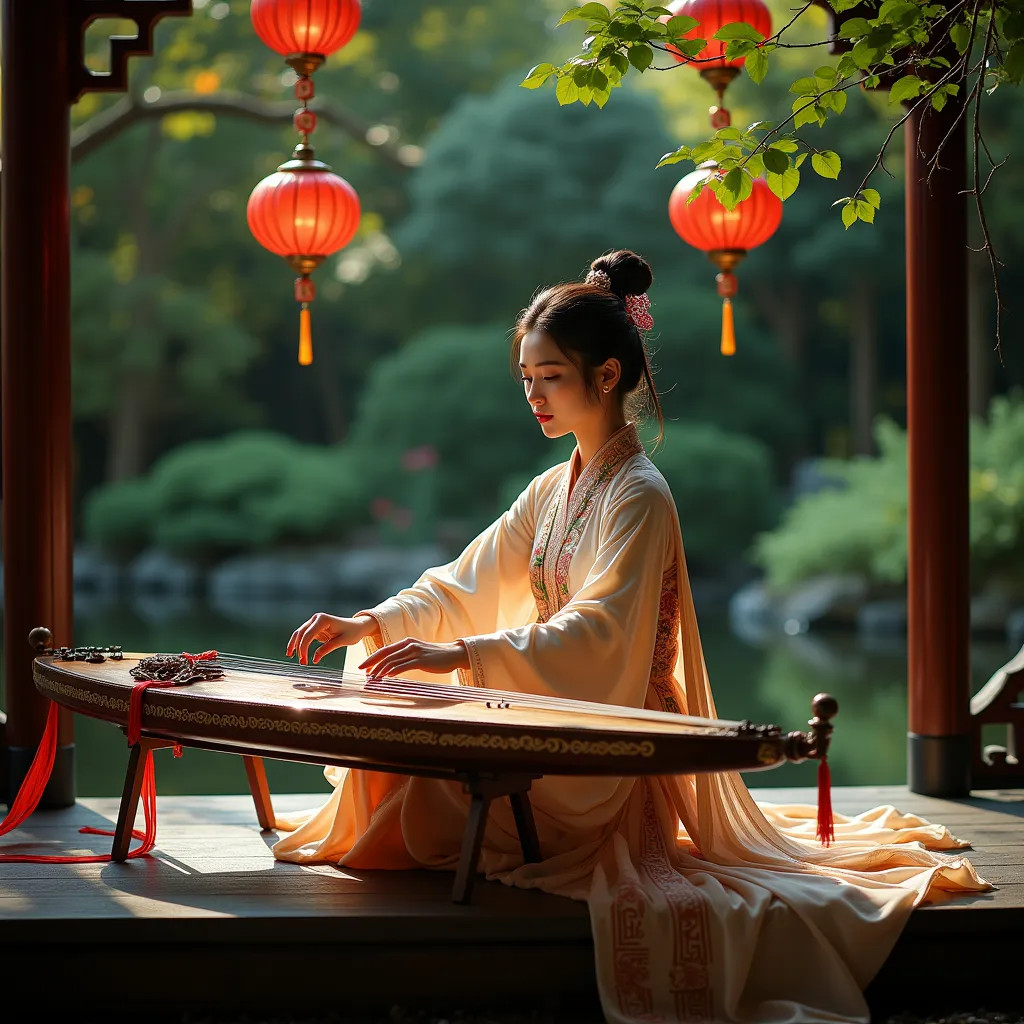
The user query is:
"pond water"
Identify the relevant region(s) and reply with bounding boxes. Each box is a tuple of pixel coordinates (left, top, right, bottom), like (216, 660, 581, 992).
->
(10, 602, 1016, 797)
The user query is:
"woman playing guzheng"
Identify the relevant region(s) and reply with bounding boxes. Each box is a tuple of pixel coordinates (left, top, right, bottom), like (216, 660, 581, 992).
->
(277, 249, 988, 1024)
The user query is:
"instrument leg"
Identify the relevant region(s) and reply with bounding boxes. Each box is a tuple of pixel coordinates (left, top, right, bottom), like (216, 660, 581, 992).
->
(242, 755, 275, 830)
(111, 738, 170, 862)
(452, 789, 492, 905)
(509, 789, 542, 864)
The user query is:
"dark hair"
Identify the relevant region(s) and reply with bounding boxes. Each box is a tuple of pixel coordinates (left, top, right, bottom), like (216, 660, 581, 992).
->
(510, 249, 664, 447)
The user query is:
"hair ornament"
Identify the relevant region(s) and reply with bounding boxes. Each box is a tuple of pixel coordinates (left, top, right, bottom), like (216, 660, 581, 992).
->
(586, 268, 654, 332)
(624, 293, 654, 332)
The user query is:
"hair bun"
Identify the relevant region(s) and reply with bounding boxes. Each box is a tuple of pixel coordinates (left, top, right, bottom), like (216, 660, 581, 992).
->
(589, 250, 653, 299)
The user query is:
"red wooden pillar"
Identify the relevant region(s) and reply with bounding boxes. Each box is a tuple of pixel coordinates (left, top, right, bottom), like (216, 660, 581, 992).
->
(1, 0, 191, 807)
(2, 0, 76, 806)
(905, 94, 971, 796)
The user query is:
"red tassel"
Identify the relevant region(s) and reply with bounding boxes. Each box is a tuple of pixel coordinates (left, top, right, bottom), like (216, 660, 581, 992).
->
(816, 756, 835, 847)
(0, 650, 216, 863)
(0, 705, 157, 862)
(0, 702, 59, 839)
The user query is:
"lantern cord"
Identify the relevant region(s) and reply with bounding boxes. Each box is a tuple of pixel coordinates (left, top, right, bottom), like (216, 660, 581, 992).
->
(299, 304, 313, 365)
(720, 297, 736, 357)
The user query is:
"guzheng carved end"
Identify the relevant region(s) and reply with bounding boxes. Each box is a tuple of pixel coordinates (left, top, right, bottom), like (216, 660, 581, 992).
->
(28, 627, 53, 652)
(782, 692, 839, 763)
(29, 628, 123, 663)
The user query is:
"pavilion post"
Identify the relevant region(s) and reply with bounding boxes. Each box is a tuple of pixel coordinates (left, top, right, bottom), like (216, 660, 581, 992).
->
(904, 93, 971, 796)
(2, 0, 76, 806)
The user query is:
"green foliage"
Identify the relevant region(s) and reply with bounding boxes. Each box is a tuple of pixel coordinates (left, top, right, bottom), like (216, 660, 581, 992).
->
(754, 395, 1024, 590)
(653, 422, 780, 570)
(348, 324, 551, 533)
(753, 419, 908, 589)
(395, 78, 682, 327)
(84, 432, 366, 561)
(539, 0, 1024, 226)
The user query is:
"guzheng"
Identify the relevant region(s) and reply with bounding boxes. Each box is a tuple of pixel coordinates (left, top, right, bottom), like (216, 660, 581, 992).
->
(30, 630, 838, 902)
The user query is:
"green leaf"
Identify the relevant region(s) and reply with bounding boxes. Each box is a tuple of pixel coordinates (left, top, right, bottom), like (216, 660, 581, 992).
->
(628, 43, 654, 70)
(573, 63, 594, 86)
(763, 148, 789, 174)
(744, 152, 765, 177)
(861, 188, 881, 209)
(745, 47, 769, 83)
(769, 138, 799, 153)
(609, 51, 630, 76)
(558, 3, 611, 25)
(716, 126, 743, 141)
(889, 74, 925, 104)
(577, 83, 594, 105)
(657, 145, 692, 167)
(719, 167, 754, 209)
(837, 17, 872, 38)
(855, 199, 876, 224)
(841, 201, 858, 228)
(644, 4, 674, 14)
(725, 38, 757, 59)
(794, 151, 807, 168)
(814, 65, 838, 83)
(714, 20, 766, 42)
(811, 150, 842, 178)
(790, 76, 819, 96)
(690, 139, 724, 162)
(666, 14, 699, 34)
(792, 97, 819, 128)
(674, 38, 708, 58)
(949, 20, 971, 52)
(592, 84, 612, 107)
(1004, 41, 1024, 83)
(555, 76, 581, 105)
(766, 166, 800, 200)
(521, 63, 557, 89)
(827, 89, 848, 113)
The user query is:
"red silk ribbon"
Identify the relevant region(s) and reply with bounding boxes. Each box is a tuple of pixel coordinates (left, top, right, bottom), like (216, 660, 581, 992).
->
(0, 650, 217, 862)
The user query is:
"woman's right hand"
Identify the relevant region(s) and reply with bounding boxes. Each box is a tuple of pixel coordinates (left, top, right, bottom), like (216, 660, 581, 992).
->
(286, 613, 381, 665)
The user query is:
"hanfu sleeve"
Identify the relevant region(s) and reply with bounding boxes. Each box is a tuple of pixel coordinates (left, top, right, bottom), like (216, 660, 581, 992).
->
(356, 468, 559, 658)
(459, 475, 673, 707)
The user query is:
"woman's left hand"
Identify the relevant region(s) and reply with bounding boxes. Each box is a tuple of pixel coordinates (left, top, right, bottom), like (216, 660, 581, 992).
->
(359, 638, 470, 680)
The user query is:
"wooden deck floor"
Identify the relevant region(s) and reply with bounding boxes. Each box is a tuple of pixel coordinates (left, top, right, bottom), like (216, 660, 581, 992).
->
(2, 785, 1022, 1017)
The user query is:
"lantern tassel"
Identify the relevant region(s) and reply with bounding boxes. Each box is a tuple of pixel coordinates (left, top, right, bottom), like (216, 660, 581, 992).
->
(298, 304, 313, 365)
(720, 297, 736, 357)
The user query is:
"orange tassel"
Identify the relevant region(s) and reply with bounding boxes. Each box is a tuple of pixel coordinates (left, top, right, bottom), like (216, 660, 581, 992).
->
(298, 305, 313, 365)
(720, 297, 736, 356)
(816, 757, 835, 846)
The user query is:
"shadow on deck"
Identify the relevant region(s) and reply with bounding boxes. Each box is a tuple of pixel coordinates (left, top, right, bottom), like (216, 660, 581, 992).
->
(1, 786, 1022, 1018)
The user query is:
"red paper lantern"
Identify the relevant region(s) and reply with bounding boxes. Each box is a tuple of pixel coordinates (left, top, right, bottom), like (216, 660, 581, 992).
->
(250, 0, 361, 74)
(669, 166, 782, 355)
(663, 0, 771, 128)
(247, 144, 361, 365)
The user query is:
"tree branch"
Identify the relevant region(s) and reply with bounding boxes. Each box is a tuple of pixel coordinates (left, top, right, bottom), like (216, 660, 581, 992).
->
(70, 90, 417, 171)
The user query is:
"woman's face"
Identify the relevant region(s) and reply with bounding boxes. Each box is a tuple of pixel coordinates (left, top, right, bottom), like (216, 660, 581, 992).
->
(519, 330, 609, 440)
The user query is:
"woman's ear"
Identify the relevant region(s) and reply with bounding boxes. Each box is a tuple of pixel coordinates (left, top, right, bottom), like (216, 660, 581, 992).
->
(598, 358, 622, 394)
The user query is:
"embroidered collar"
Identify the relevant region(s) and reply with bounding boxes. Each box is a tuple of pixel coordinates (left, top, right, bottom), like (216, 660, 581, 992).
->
(530, 422, 646, 622)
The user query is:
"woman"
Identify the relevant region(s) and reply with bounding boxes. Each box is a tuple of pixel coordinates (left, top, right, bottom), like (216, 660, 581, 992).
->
(277, 250, 986, 1024)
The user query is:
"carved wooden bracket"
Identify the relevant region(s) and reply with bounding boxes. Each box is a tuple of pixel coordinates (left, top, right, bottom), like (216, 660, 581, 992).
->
(68, 0, 192, 104)
(971, 643, 1024, 787)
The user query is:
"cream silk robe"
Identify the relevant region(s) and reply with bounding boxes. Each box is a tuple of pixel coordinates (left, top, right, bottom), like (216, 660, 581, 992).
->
(274, 422, 989, 1024)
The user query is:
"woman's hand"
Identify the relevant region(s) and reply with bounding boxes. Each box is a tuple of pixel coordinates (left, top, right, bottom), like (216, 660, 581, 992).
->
(286, 612, 381, 665)
(359, 638, 470, 680)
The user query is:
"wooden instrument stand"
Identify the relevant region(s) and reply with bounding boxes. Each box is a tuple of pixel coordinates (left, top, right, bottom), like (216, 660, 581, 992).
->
(115, 735, 541, 904)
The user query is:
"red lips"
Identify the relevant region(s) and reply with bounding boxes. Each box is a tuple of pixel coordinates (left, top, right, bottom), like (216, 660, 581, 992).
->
(534, 414, 553, 423)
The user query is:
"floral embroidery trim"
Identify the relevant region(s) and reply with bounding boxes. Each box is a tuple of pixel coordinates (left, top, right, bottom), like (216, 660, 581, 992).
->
(530, 423, 646, 623)
(649, 563, 682, 715)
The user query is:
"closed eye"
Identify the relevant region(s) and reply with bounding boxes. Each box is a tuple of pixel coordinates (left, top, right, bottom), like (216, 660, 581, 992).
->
(521, 376, 560, 382)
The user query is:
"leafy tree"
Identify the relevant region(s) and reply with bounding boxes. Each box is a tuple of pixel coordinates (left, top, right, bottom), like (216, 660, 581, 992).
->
(394, 77, 683, 326)
(753, 393, 1024, 590)
(347, 324, 550, 534)
(84, 432, 365, 561)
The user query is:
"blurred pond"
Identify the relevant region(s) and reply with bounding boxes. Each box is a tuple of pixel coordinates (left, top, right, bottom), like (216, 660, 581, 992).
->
(5, 601, 1016, 796)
